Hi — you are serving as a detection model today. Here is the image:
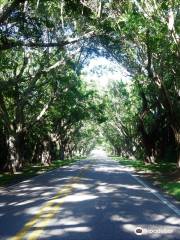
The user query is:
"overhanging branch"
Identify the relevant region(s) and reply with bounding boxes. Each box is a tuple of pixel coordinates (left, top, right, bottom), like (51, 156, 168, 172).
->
(0, 31, 96, 51)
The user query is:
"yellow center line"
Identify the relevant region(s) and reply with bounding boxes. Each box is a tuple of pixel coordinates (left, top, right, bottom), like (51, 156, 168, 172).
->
(9, 164, 91, 240)
(27, 199, 67, 240)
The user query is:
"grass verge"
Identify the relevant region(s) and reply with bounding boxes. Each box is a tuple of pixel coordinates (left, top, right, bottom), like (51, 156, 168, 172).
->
(113, 157, 180, 201)
(0, 157, 85, 187)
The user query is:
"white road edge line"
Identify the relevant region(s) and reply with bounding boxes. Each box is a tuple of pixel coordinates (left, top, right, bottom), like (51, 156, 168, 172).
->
(127, 171, 180, 217)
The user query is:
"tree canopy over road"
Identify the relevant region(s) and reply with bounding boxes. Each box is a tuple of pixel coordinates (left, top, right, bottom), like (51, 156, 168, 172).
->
(0, 0, 180, 174)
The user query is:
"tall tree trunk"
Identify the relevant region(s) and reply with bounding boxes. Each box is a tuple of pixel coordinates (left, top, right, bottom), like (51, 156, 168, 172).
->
(138, 118, 156, 164)
(7, 136, 17, 173)
(15, 129, 26, 168)
(146, 31, 180, 167)
(60, 144, 65, 161)
(41, 139, 51, 165)
(156, 76, 180, 167)
(172, 127, 180, 168)
(0, 127, 8, 170)
(15, 83, 26, 168)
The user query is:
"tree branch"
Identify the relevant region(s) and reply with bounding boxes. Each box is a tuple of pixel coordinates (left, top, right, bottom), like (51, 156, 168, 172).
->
(0, 92, 13, 132)
(21, 59, 65, 101)
(27, 93, 55, 130)
(0, 31, 95, 51)
(36, 99, 52, 122)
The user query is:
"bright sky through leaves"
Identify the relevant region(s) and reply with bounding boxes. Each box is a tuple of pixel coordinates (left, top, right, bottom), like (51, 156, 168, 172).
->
(82, 57, 131, 90)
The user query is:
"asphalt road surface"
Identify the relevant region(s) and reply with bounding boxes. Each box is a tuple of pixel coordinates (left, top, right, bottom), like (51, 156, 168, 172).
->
(0, 150, 180, 240)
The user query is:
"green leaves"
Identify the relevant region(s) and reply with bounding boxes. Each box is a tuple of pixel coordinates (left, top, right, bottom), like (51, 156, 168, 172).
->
(0, 0, 179, 170)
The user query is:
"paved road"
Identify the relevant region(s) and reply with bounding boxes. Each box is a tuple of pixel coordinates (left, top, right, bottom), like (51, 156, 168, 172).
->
(0, 152, 180, 240)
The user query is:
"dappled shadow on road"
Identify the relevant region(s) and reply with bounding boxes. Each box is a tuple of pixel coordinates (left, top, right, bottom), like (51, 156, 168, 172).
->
(0, 159, 180, 240)
(0, 162, 88, 235)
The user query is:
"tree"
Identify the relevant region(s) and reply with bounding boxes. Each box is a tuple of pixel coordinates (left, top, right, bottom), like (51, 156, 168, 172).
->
(0, 0, 180, 172)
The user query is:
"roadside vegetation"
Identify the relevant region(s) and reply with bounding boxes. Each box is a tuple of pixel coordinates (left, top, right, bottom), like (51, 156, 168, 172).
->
(114, 157, 180, 201)
(0, 157, 83, 186)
